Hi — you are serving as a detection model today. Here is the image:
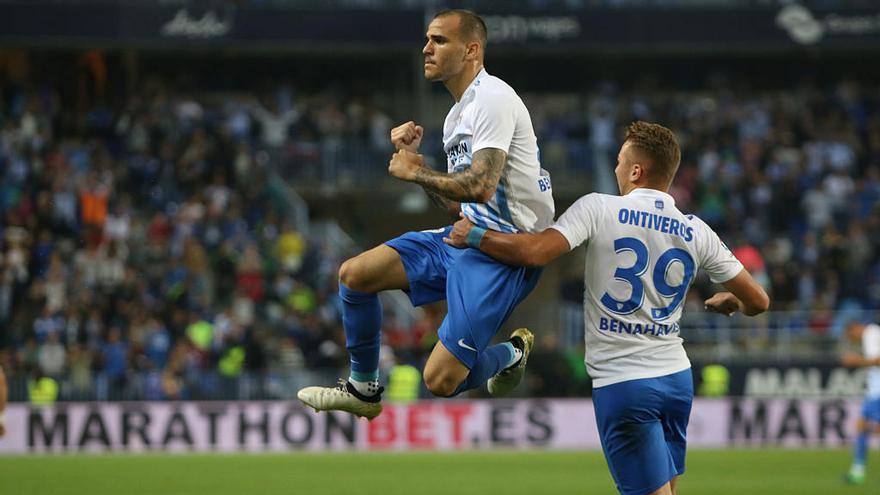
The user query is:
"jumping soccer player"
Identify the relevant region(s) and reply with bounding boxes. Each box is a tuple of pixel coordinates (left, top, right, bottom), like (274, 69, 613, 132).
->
(297, 9, 554, 420)
(843, 320, 880, 485)
(445, 121, 769, 495)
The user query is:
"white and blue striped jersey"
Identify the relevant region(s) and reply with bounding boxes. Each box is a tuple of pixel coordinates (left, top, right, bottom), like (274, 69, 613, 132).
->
(551, 189, 745, 387)
(442, 68, 554, 233)
(863, 324, 880, 398)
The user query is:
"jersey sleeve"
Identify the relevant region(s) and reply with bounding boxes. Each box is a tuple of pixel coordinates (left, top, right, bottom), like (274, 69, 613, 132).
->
(692, 216, 745, 284)
(550, 193, 602, 251)
(470, 90, 516, 153)
(864, 326, 880, 359)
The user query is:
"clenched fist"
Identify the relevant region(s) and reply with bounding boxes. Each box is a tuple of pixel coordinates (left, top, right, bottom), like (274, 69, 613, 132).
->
(704, 292, 743, 316)
(388, 149, 425, 182)
(390, 121, 423, 152)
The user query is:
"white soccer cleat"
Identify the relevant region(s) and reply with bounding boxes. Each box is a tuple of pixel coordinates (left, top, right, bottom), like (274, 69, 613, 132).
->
(488, 328, 534, 397)
(297, 379, 383, 420)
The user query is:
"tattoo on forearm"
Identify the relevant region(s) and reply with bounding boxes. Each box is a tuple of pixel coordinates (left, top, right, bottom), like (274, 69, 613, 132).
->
(424, 189, 459, 213)
(414, 148, 506, 202)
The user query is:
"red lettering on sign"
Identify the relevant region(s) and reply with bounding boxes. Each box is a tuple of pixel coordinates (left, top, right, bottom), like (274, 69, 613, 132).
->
(407, 404, 435, 448)
(443, 404, 473, 447)
(367, 406, 396, 447)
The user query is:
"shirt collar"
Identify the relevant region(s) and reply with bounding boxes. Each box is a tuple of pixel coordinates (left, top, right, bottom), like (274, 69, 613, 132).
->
(461, 68, 488, 99)
(625, 187, 676, 206)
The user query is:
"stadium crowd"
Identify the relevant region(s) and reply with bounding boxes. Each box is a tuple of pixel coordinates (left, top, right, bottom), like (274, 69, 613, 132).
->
(0, 73, 429, 400)
(1, 62, 879, 400)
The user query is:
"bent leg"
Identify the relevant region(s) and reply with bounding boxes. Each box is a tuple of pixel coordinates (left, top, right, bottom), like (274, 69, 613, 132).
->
(338, 245, 409, 387)
(422, 338, 515, 397)
(428, 249, 540, 396)
(422, 341, 470, 397)
(339, 244, 409, 294)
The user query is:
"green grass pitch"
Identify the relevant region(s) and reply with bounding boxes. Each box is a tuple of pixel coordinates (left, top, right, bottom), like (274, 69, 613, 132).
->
(0, 449, 875, 495)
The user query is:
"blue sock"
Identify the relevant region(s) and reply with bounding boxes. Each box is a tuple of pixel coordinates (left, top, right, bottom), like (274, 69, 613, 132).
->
(339, 283, 381, 380)
(450, 342, 515, 396)
(854, 431, 869, 467)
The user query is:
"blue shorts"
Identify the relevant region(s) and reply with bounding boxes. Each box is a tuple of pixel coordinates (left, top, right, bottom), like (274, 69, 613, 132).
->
(592, 369, 694, 495)
(385, 226, 541, 368)
(863, 397, 880, 423)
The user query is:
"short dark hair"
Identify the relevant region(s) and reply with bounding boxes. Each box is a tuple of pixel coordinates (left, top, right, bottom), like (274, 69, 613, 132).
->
(433, 9, 488, 47)
(624, 121, 681, 187)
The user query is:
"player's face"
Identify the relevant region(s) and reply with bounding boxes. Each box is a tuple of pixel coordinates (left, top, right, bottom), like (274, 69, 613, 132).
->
(422, 16, 468, 82)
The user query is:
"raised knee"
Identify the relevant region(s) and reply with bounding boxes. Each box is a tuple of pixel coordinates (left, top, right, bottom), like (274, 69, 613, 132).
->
(339, 257, 368, 292)
(424, 370, 460, 397)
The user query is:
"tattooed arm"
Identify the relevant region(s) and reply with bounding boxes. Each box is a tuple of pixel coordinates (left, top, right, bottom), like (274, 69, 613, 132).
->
(424, 189, 461, 217)
(388, 148, 506, 203)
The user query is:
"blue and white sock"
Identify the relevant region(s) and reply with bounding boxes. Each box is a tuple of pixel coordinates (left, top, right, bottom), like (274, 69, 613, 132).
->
(349, 370, 380, 397)
(339, 283, 381, 396)
(450, 342, 516, 396)
(853, 431, 869, 471)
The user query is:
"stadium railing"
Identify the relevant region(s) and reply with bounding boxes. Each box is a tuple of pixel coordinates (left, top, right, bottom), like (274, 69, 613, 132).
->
(7, 310, 874, 403)
(554, 304, 879, 363)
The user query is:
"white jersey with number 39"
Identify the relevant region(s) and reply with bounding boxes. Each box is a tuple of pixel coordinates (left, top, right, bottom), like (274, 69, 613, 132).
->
(551, 189, 744, 387)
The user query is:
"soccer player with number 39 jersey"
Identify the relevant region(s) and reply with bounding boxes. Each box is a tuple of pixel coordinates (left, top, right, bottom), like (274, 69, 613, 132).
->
(298, 9, 554, 420)
(446, 121, 769, 495)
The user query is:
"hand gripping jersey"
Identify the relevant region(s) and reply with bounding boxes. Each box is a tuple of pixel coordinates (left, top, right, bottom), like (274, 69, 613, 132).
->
(552, 189, 745, 387)
(442, 68, 554, 233)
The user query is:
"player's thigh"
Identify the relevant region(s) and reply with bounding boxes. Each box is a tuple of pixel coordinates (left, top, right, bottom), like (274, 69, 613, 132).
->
(593, 380, 679, 495)
(383, 227, 459, 306)
(439, 249, 541, 367)
(338, 244, 408, 293)
(423, 340, 470, 395)
(661, 370, 694, 475)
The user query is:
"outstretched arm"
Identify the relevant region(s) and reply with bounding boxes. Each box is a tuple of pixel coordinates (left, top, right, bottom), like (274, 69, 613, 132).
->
(388, 148, 506, 203)
(443, 215, 571, 267)
(704, 270, 770, 317)
(841, 353, 880, 368)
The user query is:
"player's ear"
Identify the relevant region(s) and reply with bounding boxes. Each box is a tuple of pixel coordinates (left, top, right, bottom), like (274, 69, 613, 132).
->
(465, 41, 480, 61)
(630, 163, 643, 182)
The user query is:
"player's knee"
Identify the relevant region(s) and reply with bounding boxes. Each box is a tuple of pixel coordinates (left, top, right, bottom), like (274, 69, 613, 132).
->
(339, 257, 370, 292)
(648, 482, 674, 495)
(423, 370, 460, 397)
